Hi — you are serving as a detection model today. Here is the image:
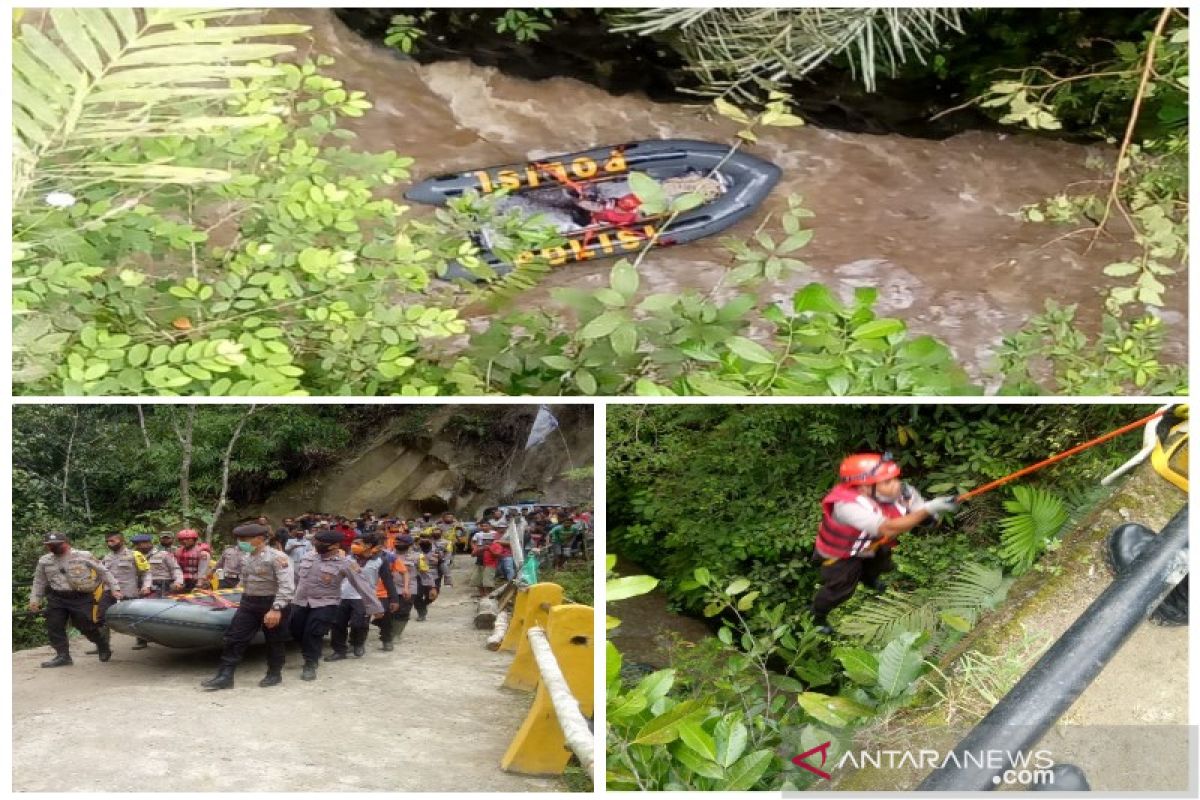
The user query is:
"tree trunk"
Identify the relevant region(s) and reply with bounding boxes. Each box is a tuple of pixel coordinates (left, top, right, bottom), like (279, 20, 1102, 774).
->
(61, 410, 79, 514)
(136, 405, 151, 449)
(173, 407, 196, 525)
(205, 404, 258, 542)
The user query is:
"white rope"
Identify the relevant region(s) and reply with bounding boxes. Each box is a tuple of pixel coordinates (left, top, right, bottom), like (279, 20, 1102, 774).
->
(487, 609, 510, 650)
(527, 625, 594, 779)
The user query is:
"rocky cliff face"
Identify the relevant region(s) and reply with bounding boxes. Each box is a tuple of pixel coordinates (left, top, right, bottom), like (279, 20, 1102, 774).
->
(230, 405, 592, 522)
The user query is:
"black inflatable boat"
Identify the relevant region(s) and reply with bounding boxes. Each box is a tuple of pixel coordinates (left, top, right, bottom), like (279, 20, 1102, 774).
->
(105, 588, 256, 649)
(404, 139, 781, 276)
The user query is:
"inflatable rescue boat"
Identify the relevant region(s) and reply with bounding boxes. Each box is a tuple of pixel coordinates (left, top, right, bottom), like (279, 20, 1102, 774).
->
(404, 139, 781, 276)
(105, 588, 257, 649)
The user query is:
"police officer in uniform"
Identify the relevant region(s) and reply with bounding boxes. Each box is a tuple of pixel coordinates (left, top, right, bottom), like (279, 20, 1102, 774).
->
(290, 530, 384, 681)
(97, 531, 152, 651)
(201, 523, 295, 690)
(137, 534, 184, 596)
(28, 532, 123, 667)
(213, 538, 247, 589)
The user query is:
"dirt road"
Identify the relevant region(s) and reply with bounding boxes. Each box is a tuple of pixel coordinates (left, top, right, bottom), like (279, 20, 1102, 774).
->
(12, 561, 562, 792)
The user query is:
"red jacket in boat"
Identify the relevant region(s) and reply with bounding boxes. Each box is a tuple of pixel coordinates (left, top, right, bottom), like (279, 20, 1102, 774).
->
(816, 483, 909, 560)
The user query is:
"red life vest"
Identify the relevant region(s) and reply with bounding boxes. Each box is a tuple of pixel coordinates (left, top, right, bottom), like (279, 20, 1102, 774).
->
(816, 484, 907, 560)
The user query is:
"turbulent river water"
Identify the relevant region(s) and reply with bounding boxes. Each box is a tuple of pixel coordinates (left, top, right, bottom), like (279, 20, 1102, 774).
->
(269, 10, 1186, 381)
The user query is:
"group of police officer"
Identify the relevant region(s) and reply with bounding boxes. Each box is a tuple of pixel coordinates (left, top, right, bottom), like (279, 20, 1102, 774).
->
(28, 515, 456, 688)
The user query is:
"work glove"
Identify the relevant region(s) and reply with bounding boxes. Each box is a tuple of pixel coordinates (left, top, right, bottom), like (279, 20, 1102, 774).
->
(923, 496, 960, 519)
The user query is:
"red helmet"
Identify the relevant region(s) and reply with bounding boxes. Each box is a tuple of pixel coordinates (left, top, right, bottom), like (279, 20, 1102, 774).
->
(177, 528, 199, 540)
(839, 453, 900, 486)
(616, 194, 641, 211)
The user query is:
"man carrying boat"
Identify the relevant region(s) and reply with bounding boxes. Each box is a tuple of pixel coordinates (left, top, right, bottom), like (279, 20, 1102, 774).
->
(810, 453, 959, 634)
(96, 532, 152, 652)
(28, 532, 122, 668)
(135, 533, 184, 597)
(174, 529, 210, 592)
(201, 523, 295, 690)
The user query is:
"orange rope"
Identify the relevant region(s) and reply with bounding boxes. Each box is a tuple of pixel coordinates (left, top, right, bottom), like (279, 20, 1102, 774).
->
(956, 409, 1166, 502)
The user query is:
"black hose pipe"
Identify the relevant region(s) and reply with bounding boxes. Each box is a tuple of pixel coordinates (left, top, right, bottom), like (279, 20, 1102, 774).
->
(918, 506, 1189, 791)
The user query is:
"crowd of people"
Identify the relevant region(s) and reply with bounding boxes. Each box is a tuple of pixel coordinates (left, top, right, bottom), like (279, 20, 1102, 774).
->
(26, 504, 593, 689)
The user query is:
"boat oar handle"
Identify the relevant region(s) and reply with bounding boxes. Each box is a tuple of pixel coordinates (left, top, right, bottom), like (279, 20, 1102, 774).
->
(955, 409, 1167, 503)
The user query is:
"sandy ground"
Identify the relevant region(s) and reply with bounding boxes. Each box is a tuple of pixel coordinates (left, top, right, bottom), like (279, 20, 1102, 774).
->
(12, 561, 562, 792)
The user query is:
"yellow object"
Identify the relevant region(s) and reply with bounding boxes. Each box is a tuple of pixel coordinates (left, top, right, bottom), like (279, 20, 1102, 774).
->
(501, 604, 594, 776)
(133, 551, 150, 573)
(500, 582, 564, 654)
(1151, 407, 1188, 492)
(504, 584, 566, 690)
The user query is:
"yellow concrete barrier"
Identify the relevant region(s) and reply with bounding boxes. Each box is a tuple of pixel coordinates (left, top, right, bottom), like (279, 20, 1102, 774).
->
(500, 582, 563, 653)
(501, 604, 594, 777)
(503, 585, 564, 691)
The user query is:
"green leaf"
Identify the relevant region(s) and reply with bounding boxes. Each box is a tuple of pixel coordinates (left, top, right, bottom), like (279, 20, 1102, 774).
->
(540, 355, 575, 371)
(630, 699, 709, 745)
(725, 577, 751, 595)
(635, 668, 676, 703)
(679, 720, 718, 761)
(674, 745, 726, 780)
(792, 283, 842, 314)
(713, 97, 752, 124)
(726, 337, 775, 365)
(714, 715, 748, 767)
(797, 692, 873, 728)
(852, 319, 905, 339)
(611, 323, 638, 357)
(574, 368, 598, 395)
(578, 311, 626, 340)
(606, 575, 659, 602)
(939, 610, 972, 632)
(736, 590, 759, 611)
(833, 647, 878, 686)
(693, 567, 712, 586)
(610, 260, 639, 300)
(875, 631, 925, 698)
(627, 171, 667, 212)
(826, 374, 851, 396)
(721, 750, 774, 790)
(717, 626, 733, 645)
(605, 640, 622, 687)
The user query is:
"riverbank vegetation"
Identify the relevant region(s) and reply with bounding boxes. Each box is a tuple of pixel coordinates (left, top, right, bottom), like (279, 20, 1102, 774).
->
(606, 404, 1155, 789)
(12, 9, 1185, 395)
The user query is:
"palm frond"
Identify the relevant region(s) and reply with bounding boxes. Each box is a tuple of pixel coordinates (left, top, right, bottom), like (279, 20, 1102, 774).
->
(12, 8, 308, 203)
(608, 8, 966, 102)
(999, 485, 1068, 574)
(841, 561, 1012, 647)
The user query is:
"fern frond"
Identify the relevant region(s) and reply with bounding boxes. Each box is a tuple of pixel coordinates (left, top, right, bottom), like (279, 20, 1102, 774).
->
(999, 485, 1068, 574)
(12, 9, 308, 203)
(838, 591, 937, 643)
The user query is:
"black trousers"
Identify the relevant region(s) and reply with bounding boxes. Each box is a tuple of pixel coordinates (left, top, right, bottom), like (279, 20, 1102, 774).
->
(811, 548, 895, 618)
(219, 594, 290, 670)
(329, 598, 369, 654)
(45, 591, 105, 655)
(288, 604, 339, 664)
(151, 580, 175, 598)
(98, 590, 149, 645)
(414, 585, 432, 617)
(182, 578, 200, 592)
(373, 594, 412, 641)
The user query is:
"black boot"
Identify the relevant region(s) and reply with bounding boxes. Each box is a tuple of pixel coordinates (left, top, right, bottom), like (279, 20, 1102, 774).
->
(352, 644, 365, 657)
(324, 651, 347, 662)
(96, 632, 113, 663)
(863, 577, 888, 593)
(41, 652, 73, 668)
(381, 640, 394, 652)
(301, 661, 318, 681)
(259, 668, 283, 688)
(393, 620, 408, 642)
(132, 639, 149, 650)
(812, 612, 833, 636)
(201, 664, 235, 690)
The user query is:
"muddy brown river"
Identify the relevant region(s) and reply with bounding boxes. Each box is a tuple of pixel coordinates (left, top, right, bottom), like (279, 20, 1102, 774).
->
(269, 10, 1186, 382)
